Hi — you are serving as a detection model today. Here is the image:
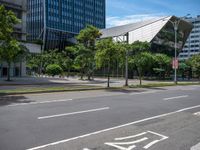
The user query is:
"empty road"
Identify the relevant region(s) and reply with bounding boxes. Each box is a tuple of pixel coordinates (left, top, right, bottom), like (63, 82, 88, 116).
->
(0, 85, 200, 150)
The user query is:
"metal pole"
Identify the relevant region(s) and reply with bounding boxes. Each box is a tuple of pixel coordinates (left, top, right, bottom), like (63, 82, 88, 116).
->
(42, 0, 46, 51)
(174, 22, 178, 84)
(125, 33, 129, 86)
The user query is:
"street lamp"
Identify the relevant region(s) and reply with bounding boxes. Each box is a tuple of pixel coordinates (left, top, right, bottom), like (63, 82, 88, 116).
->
(163, 14, 190, 84)
(125, 32, 129, 86)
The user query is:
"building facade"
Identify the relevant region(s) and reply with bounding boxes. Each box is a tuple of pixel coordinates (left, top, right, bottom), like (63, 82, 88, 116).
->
(0, 0, 41, 78)
(179, 16, 200, 60)
(27, 0, 106, 50)
(0, 0, 27, 77)
(101, 16, 193, 57)
(0, 0, 27, 41)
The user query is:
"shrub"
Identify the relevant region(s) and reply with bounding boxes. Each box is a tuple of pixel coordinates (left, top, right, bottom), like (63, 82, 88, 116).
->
(46, 64, 63, 76)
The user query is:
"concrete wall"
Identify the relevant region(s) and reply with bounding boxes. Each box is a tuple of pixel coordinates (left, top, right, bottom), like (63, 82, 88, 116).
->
(0, 62, 26, 77)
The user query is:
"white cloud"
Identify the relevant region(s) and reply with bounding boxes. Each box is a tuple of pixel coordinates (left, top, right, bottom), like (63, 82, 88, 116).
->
(106, 14, 166, 28)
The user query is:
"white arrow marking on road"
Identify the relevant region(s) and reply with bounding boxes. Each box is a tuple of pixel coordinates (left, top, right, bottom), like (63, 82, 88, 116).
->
(163, 95, 188, 101)
(115, 132, 147, 141)
(105, 137, 148, 150)
(105, 131, 168, 150)
(143, 131, 168, 149)
(27, 105, 200, 150)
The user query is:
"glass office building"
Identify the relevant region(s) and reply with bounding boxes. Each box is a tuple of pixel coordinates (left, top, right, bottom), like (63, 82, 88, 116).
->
(27, 0, 106, 50)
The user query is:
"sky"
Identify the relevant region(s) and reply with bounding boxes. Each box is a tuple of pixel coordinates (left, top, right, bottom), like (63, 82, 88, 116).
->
(106, 0, 200, 27)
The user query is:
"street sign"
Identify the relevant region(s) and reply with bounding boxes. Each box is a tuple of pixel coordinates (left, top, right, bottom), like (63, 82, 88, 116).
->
(172, 58, 179, 69)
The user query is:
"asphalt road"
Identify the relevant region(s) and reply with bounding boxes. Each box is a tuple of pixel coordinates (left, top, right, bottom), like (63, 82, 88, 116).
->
(0, 85, 200, 150)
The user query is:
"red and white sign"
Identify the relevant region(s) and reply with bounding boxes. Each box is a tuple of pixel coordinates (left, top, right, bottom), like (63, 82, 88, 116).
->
(172, 58, 179, 69)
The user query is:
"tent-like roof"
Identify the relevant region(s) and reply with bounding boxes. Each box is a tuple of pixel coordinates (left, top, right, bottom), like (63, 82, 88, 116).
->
(100, 16, 193, 39)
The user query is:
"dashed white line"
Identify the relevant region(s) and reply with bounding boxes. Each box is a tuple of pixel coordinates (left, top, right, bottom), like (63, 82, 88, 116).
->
(130, 91, 157, 95)
(38, 107, 110, 120)
(8, 99, 73, 107)
(163, 95, 189, 101)
(27, 105, 200, 150)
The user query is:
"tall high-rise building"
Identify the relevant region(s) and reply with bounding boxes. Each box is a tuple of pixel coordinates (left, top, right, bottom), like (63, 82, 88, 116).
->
(27, 0, 106, 50)
(179, 16, 200, 60)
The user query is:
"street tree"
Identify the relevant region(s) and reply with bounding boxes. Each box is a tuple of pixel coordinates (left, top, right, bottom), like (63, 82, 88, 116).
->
(96, 38, 122, 87)
(128, 41, 152, 84)
(187, 54, 200, 81)
(130, 41, 151, 55)
(76, 25, 102, 80)
(0, 5, 20, 40)
(46, 64, 63, 77)
(130, 52, 154, 85)
(153, 53, 172, 79)
(72, 44, 91, 80)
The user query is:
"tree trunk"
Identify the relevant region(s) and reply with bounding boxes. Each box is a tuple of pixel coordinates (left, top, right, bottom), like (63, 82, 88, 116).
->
(139, 70, 142, 86)
(80, 69, 84, 80)
(88, 74, 91, 80)
(67, 68, 70, 78)
(7, 63, 11, 81)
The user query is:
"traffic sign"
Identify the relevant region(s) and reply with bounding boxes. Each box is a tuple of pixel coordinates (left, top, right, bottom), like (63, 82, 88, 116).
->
(172, 58, 179, 69)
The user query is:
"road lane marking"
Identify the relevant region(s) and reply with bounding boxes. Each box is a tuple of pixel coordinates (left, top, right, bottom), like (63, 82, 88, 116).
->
(38, 107, 110, 120)
(7, 91, 156, 107)
(143, 131, 168, 149)
(27, 104, 200, 150)
(105, 137, 148, 150)
(115, 132, 147, 141)
(163, 95, 188, 101)
(194, 112, 200, 116)
(104, 131, 168, 150)
(8, 99, 73, 107)
(130, 91, 157, 95)
(191, 142, 200, 150)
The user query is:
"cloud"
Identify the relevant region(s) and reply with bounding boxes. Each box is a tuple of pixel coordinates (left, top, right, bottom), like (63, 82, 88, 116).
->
(106, 14, 166, 28)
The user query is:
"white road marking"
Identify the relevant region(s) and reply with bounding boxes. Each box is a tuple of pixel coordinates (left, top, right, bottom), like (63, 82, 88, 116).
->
(105, 131, 168, 150)
(130, 91, 157, 96)
(27, 105, 200, 150)
(115, 132, 147, 141)
(105, 137, 148, 150)
(143, 131, 168, 149)
(38, 107, 110, 120)
(163, 95, 188, 101)
(7, 91, 155, 107)
(194, 112, 200, 116)
(8, 99, 73, 107)
(191, 142, 200, 150)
